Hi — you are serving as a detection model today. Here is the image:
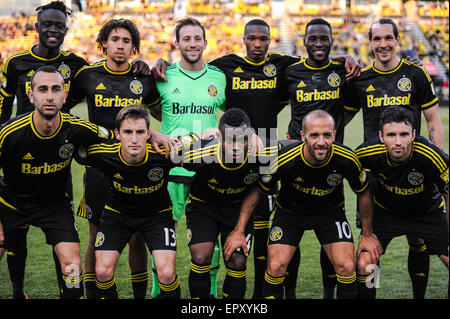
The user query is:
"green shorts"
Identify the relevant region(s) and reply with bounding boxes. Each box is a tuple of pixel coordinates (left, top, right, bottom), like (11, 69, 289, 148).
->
(167, 181, 190, 221)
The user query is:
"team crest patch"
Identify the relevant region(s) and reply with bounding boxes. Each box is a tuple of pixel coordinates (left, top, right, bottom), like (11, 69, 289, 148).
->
(187, 228, 192, 244)
(58, 63, 71, 79)
(440, 168, 448, 184)
(148, 167, 164, 181)
(263, 64, 277, 77)
(130, 79, 143, 94)
(327, 71, 341, 88)
(207, 84, 218, 97)
(270, 226, 283, 241)
(408, 171, 424, 185)
(397, 77, 411, 92)
(95, 232, 105, 247)
(59, 143, 74, 159)
(327, 173, 342, 186)
(244, 172, 259, 184)
(98, 126, 109, 138)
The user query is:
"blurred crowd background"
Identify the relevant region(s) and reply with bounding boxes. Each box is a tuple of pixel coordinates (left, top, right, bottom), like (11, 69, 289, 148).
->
(0, 0, 448, 105)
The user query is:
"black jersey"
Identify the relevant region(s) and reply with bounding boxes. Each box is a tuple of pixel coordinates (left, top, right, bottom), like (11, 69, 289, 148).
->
(0, 112, 111, 212)
(346, 59, 438, 141)
(355, 135, 448, 215)
(209, 52, 301, 135)
(260, 141, 368, 214)
(68, 60, 160, 130)
(0, 46, 89, 122)
(281, 59, 351, 143)
(82, 140, 174, 215)
(179, 133, 277, 203)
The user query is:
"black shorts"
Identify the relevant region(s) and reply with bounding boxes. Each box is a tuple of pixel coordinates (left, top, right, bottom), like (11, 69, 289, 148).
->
(253, 186, 277, 219)
(0, 201, 79, 247)
(268, 205, 354, 247)
(94, 207, 176, 253)
(185, 200, 253, 256)
(77, 166, 110, 225)
(373, 205, 448, 257)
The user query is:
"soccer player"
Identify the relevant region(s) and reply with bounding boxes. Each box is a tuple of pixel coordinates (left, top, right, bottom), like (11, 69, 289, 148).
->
(78, 105, 180, 299)
(345, 18, 445, 299)
(180, 108, 277, 299)
(255, 110, 374, 299)
(149, 17, 226, 299)
(67, 18, 161, 299)
(0, 65, 112, 298)
(355, 106, 448, 299)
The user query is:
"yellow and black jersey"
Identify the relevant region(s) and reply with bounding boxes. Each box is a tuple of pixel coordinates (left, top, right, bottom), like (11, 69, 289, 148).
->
(355, 135, 448, 215)
(67, 60, 160, 130)
(81, 140, 174, 215)
(209, 52, 302, 135)
(178, 133, 278, 203)
(0, 46, 89, 122)
(281, 59, 351, 143)
(346, 59, 438, 141)
(0, 112, 111, 212)
(260, 140, 368, 214)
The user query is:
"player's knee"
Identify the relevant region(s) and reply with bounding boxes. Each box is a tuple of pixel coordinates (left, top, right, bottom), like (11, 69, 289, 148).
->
(157, 266, 176, 285)
(406, 235, 424, 246)
(267, 258, 288, 277)
(356, 252, 373, 275)
(95, 262, 114, 282)
(226, 254, 246, 270)
(191, 253, 212, 266)
(334, 259, 355, 277)
(439, 254, 449, 269)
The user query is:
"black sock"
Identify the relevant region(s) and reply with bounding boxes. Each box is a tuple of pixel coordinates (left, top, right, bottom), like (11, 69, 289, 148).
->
(61, 273, 84, 299)
(131, 271, 148, 299)
(357, 274, 377, 299)
(320, 247, 336, 299)
(189, 261, 211, 299)
(84, 272, 97, 299)
(252, 219, 270, 299)
(284, 247, 300, 299)
(408, 244, 430, 299)
(52, 248, 65, 297)
(159, 276, 180, 299)
(336, 273, 357, 299)
(223, 267, 246, 299)
(6, 227, 28, 299)
(96, 276, 118, 299)
(263, 271, 284, 299)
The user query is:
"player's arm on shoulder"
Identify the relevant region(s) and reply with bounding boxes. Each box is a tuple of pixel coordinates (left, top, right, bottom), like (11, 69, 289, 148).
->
(150, 129, 179, 158)
(423, 104, 445, 150)
(150, 58, 171, 82)
(329, 54, 361, 80)
(149, 103, 162, 122)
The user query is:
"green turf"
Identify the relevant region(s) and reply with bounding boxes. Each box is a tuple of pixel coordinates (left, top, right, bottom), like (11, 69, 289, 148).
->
(0, 104, 448, 299)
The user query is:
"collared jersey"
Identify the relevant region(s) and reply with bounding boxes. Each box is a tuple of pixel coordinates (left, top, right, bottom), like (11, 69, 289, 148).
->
(209, 52, 301, 136)
(260, 141, 368, 214)
(0, 46, 88, 122)
(178, 133, 278, 203)
(0, 112, 111, 212)
(355, 135, 448, 215)
(82, 140, 174, 215)
(68, 60, 160, 130)
(346, 59, 438, 141)
(281, 59, 351, 143)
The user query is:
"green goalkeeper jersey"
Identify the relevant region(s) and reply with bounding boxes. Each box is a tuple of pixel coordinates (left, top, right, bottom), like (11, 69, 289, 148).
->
(156, 61, 226, 177)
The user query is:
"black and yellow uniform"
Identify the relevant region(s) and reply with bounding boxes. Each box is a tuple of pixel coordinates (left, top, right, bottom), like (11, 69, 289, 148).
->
(0, 47, 88, 122)
(179, 133, 277, 299)
(70, 60, 161, 224)
(355, 135, 448, 256)
(346, 59, 438, 141)
(281, 59, 351, 143)
(209, 52, 301, 136)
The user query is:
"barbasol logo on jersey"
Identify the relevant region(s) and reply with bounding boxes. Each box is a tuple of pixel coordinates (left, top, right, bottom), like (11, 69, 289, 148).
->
(366, 93, 411, 108)
(94, 94, 143, 107)
(172, 102, 215, 115)
(296, 88, 340, 102)
(232, 77, 277, 90)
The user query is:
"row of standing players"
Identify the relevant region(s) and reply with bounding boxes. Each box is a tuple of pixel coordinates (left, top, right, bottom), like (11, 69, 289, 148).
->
(0, 1, 448, 299)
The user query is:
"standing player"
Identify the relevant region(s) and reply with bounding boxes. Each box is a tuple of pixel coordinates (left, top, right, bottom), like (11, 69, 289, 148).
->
(67, 19, 161, 299)
(79, 105, 180, 299)
(345, 18, 445, 299)
(355, 106, 448, 299)
(0, 66, 112, 298)
(149, 17, 226, 299)
(255, 110, 374, 299)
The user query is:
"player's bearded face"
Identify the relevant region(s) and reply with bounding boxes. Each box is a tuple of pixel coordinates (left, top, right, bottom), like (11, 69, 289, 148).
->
(304, 25, 332, 65)
(28, 71, 66, 120)
(177, 25, 206, 65)
(36, 9, 68, 50)
(370, 23, 399, 66)
(243, 25, 270, 63)
(116, 118, 151, 163)
(380, 122, 415, 163)
(103, 28, 133, 65)
(301, 120, 335, 164)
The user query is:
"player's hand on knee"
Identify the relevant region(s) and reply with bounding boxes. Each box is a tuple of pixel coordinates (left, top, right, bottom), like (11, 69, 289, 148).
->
(223, 230, 248, 261)
(357, 232, 382, 264)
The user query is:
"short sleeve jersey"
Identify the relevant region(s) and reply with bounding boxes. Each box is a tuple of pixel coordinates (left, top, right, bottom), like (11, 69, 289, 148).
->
(209, 52, 302, 135)
(0, 112, 111, 212)
(156, 62, 226, 178)
(68, 61, 160, 130)
(346, 59, 438, 141)
(355, 135, 448, 215)
(260, 141, 368, 214)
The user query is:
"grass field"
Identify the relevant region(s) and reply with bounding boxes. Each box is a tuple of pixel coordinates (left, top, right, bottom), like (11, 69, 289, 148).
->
(0, 104, 448, 299)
